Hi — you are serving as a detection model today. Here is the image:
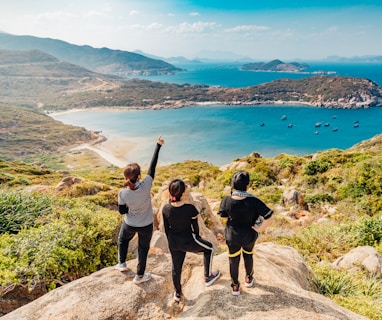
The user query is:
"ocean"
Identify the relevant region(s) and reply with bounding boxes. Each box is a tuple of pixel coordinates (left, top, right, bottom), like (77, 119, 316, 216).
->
(52, 62, 382, 166)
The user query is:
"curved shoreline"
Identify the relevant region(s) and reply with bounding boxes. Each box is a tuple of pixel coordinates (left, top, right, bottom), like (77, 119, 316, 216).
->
(48, 96, 382, 117)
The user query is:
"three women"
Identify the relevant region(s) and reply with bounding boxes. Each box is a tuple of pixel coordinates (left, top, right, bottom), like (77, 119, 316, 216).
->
(116, 137, 272, 298)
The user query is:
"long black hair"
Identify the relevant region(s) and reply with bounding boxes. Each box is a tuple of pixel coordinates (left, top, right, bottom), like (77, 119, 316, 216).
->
(168, 179, 186, 202)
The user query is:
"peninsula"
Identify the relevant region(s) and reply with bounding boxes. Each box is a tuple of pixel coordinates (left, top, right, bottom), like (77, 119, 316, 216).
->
(0, 49, 381, 112)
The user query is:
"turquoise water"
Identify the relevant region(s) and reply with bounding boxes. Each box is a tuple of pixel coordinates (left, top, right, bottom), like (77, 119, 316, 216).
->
(53, 62, 382, 166)
(134, 62, 382, 88)
(53, 105, 382, 166)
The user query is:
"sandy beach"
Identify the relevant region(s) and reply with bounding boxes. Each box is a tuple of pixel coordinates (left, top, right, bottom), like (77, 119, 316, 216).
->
(50, 108, 140, 168)
(71, 137, 138, 168)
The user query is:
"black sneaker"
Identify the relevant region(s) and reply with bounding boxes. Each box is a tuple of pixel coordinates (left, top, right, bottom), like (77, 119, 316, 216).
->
(205, 270, 221, 287)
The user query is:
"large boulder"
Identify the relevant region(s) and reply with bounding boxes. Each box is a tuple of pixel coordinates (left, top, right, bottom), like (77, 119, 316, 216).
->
(2, 243, 367, 320)
(333, 246, 382, 276)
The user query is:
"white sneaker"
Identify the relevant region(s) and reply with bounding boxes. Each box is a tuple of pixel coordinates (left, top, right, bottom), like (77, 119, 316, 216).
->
(173, 291, 181, 302)
(133, 272, 151, 284)
(115, 262, 128, 272)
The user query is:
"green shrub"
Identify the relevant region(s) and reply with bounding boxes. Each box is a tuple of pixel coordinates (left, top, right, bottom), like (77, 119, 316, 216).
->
(1, 204, 120, 289)
(0, 234, 17, 285)
(313, 264, 356, 296)
(351, 217, 382, 246)
(305, 193, 334, 205)
(275, 222, 354, 263)
(359, 195, 382, 217)
(0, 191, 53, 234)
(304, 159, 332, 175)
(333, 295, 382, 320)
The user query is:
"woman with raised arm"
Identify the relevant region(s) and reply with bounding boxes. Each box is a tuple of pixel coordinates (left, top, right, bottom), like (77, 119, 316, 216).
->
(115, 135, 164, 285)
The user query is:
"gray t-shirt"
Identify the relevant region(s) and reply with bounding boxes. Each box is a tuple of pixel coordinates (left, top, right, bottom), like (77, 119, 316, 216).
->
(118, 175, 153, 227)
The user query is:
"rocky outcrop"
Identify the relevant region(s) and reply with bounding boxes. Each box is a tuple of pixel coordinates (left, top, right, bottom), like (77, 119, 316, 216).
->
(333, 246, 382, 277)
(1, 243, 367, 320)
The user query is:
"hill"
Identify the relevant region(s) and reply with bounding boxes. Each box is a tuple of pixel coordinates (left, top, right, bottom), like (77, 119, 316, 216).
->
(0, 32, 181, 76)
(1, 141, 382, 318)
(1, 49, 381, 110)
(240, 59, 309, 72)
(0, 104, 101, 161)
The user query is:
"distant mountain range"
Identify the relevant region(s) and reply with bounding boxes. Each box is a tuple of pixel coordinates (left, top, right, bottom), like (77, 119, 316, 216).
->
(325, 55, 382, 63)
(0, 32, 181, 76)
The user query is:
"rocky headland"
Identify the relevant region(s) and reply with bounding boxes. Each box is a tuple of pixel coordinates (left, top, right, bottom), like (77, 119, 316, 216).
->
(1, 49, 382, 111)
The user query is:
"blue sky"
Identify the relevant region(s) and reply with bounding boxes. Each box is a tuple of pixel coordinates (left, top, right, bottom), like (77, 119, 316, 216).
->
(0, 0, 381, 61)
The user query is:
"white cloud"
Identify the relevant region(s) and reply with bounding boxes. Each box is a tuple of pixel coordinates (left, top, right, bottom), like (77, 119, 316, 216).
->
(147, 22, 163, 30)
(27, 11, 78, 23)
(126, 23, 163, 32)
(129, 10, 140, 16)
(225, 25, 270, 32)
(189, 12, 200, 16)
(169, 21, 218, 33)
(85, 10, 109, 18)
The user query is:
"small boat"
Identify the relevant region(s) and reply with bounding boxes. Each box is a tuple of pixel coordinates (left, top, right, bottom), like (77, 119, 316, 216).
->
(324, 123, 330, 127)
(314, 131, 319, 135)
(332, 115, 337, 119)
(354, 123, 359, 128)
(333, 128, 338, 132)
(260, 122, 265, 127)
(315, 122, 321, 127)
(281, 115, 287, 120)
(288, 124, 293, 128)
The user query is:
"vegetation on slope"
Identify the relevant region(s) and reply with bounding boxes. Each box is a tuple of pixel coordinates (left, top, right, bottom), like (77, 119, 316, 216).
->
(0, 104, 100, 161)
(1, 134, 382, 317)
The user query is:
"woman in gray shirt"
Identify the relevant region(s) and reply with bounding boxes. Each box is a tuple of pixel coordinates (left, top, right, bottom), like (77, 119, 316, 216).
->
(115, 136, 164, 284)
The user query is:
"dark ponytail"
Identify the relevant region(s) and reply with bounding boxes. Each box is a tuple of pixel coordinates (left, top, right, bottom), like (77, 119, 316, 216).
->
(123, 163, 141, 190)
(168, 179, 186, 202)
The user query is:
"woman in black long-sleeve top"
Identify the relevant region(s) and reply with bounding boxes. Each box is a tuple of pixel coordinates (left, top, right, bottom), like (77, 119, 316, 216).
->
(162, 179, 221, 302)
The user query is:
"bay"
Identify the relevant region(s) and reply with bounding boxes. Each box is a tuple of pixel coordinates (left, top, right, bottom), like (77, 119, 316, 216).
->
(53, 104, 382, 167)
(53, 62, 382, 167)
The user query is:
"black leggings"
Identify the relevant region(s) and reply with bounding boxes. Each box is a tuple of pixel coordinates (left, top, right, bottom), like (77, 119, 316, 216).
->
(169, 235, 214, 294)
(118, 222, 153, 276)
(227, 233, 257, 285)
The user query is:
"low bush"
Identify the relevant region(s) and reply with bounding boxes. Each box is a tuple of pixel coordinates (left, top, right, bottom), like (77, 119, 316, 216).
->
(351, 217, 382, 246)
(0, 203, 120, 289)
(0, 191, 53, 234)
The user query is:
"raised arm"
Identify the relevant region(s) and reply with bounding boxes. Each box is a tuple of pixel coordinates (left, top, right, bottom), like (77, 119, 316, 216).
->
(147, 135, 165, 179)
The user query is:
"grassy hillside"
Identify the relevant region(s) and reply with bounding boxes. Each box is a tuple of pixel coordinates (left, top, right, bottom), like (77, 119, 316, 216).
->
(1, 133, 382, 318)
(0, 104, 99, 161)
